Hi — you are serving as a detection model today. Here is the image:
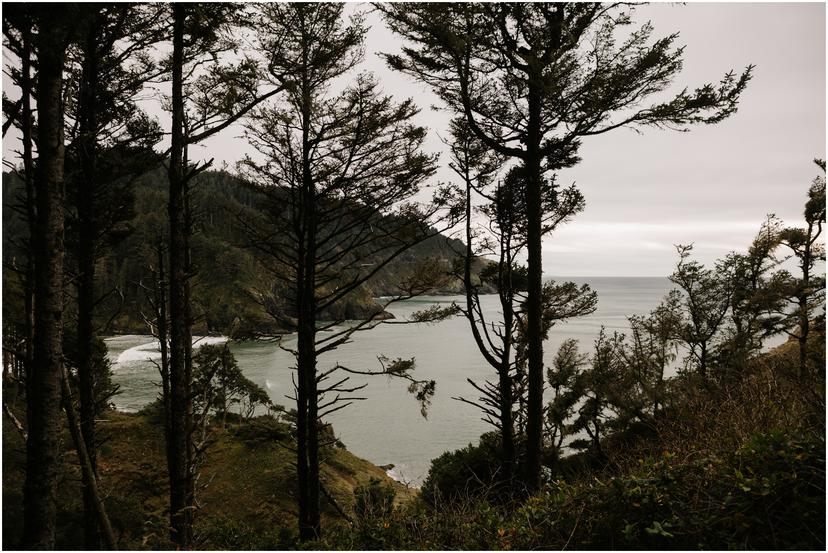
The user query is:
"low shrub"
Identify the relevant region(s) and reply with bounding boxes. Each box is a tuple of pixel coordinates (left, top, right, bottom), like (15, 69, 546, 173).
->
(196, 517, 297, 550)
(320, 430, 825, 551)
(136, 397, 166, 426)
(508, 430, 825, 550)
(420, 432, 506, 504)
(231, 414, 291, 445)
(354, 477, 396, 520)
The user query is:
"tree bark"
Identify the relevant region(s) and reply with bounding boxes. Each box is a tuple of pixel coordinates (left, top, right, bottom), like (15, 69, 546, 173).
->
(297, 72, 321, 539)
(497, 308, 515, 482)
(523, 79, 544, 491)
(166, 5, 194, 547)
(76, 14, 102, 548)
(61, 365, 117, 550)
(296, 289, 320, 540)
(798, 222, 812, 381)
(798, 300, 809, 380)
(20, 24, 36, 388)
(155, 239, 171, 437)
(22, 12, 68, 549)
(498, 217, 517, 484)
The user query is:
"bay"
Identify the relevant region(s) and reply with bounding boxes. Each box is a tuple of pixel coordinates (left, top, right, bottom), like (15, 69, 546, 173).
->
(105, 276, 680, 485)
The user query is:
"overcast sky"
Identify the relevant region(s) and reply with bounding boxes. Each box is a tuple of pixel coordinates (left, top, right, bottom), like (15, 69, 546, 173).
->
(4, 3, 825, 277)
(190, 2, 828, 277)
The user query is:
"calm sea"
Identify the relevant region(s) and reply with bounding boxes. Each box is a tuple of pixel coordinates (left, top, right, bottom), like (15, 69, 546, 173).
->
(105, 277, 680, 485)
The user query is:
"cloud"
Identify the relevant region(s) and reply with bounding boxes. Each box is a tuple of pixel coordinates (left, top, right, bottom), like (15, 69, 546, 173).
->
(542, 221, 768, 276)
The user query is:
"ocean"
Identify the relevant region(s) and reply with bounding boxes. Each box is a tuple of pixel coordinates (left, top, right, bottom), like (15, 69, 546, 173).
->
(104, 276, 683, 485)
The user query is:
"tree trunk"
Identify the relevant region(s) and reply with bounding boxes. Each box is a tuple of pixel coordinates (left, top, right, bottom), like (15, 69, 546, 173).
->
(20, 24, 36, 389)
(296, 303, 320, 540)
(22, 13, 68, 549)
(523, 81, 544, 491)
(699, 341, 708, 380)
(61, 365, 117, 550)
(498, 359, 515, 482)
(153, 238, 177, 542)
(297, 83, 321, 538)
(155, 239, 171, 438)
(798, 295, 809, 380)
(167, 5, 194, 547)
(798, 230, 812, 381)
(499, 232, 516, 483)
(77, 15, 102, 548)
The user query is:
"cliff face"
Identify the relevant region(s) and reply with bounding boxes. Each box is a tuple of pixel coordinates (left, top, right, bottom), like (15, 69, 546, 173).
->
(3, 169, 486, 337)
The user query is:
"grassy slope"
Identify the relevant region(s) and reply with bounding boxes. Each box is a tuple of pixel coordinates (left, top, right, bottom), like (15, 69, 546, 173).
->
(2, 399, 412, 549)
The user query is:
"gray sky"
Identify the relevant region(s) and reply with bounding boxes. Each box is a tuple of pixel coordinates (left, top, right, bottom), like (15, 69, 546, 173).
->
(4, 2, 825, 277)
(189, 2, 828, 277)
(550, 2, 827, 276)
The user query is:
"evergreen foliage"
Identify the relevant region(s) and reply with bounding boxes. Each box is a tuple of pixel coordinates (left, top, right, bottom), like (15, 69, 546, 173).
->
(2, 167, 471, 336)
(192, 344, 273, 426)
(1, 4, 823, 550)
(379, 2, 753, 489)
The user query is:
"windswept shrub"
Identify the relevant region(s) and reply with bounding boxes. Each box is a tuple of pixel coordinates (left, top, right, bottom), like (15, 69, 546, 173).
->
(136, 397, 166, 426)
(231, 414, 291, 446)
(420, 432, 505, 504)
(507, 430, 825, 550)
(196, 517, 297, 550)
(354, 478, 396, 520)
(318, 430, 824, 551)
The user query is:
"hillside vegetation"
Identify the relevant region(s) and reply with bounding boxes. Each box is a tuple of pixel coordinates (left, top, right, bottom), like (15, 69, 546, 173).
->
(311, 332, 826, 551)
(3, 331, 821, 550)
(3, 168, 483, 337)
(2, 395, 411, 550)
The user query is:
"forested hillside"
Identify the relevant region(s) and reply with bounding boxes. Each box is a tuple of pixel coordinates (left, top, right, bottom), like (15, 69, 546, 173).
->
(2, 3, 822, 550)
(3, 167, 479, 337)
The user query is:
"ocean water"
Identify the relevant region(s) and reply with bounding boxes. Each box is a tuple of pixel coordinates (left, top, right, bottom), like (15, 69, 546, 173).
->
(104, 277, 681, 485)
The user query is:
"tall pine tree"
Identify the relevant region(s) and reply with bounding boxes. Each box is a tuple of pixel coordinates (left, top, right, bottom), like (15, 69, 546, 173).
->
(380, 2, 752, 488)
(241, 4, 456, 539)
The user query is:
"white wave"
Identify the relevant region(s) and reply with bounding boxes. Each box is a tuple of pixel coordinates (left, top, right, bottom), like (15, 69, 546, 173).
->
(115, 340, 162, 364)
(114, 335, 229, 365)
(192, 335, 229, 349)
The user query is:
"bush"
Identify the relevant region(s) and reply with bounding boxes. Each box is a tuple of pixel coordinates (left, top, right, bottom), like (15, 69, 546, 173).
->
(420, 432, 506, 505)
(197, 517, 297, 550)
(136, 397, 166, 426)
(507, 430, 825, 550)
(354, 477, 396, 520)
(231, 414, 291, 446)
(319, 430, 825, 551)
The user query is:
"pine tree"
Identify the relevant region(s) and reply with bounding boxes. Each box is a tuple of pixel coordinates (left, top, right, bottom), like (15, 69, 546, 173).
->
(669, 245, 735, 380)
(161, 5, 283, 545)
(448, 119, 595, 483)
(379, 2, 752, 488)
(19, 5, 74, 548)
(716, 217, 788, 379)
(780, 160, 826, 380)
(63, 6, 163, 544)
(240, 4, 456, 539)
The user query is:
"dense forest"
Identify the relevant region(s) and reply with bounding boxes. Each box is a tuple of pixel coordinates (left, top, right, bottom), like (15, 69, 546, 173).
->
(2, 3, 824, 551)
(4, 167, 482, 337)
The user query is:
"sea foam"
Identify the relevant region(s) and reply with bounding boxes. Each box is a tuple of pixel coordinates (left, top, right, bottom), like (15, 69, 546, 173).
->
(115, 335, 229, 365)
